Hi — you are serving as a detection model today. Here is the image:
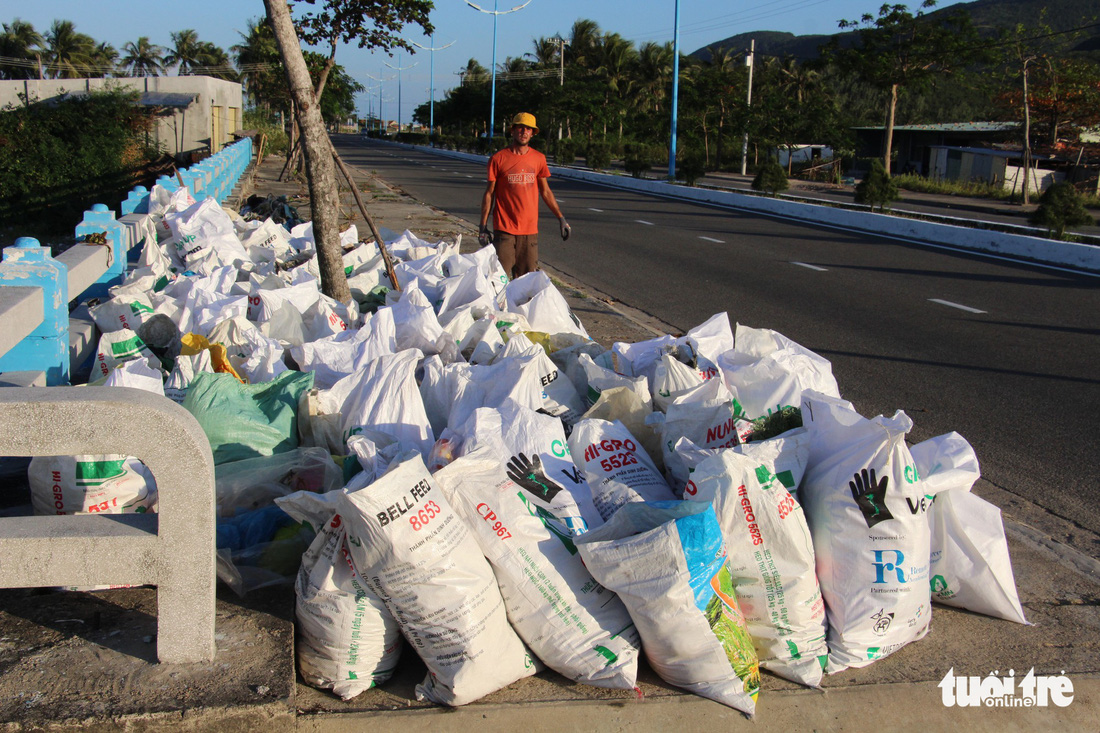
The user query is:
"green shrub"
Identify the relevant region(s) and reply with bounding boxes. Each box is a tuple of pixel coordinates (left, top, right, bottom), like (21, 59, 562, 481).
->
(243, 109, 288, 156)
(751, 158, 789, 196)
(854, 160, 899, 212)
(586, 141, 612, 171)
(677, 153, 706, 186)
(0, 88, 161, 229)
(1030, 181, 1095, 239)
(556, 139, 576, 166)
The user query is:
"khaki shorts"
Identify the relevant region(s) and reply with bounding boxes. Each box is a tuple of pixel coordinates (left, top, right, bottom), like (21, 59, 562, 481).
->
(493, 231, 539, 279)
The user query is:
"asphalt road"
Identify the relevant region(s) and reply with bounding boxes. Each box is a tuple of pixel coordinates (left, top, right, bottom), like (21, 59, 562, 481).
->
(334, 136, 1100, 542)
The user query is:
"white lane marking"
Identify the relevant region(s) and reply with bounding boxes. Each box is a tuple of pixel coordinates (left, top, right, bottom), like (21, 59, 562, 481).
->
(466, 175, 474, 178)
(791, 261, 828, 272)
(929, 298, 987, 314)
(588, 207, 604, 213)
(699, 236, 724, 243)
(635, 219, 654, 226)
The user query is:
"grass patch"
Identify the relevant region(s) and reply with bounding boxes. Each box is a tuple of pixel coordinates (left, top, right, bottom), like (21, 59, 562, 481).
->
(893, 174, 1014, 201)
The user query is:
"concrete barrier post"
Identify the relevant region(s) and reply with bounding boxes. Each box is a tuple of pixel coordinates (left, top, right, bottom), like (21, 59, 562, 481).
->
(0, 387, 217, 663)
(121, 185, 150, 216)
(0, 238, 70, 385)
(75, 204, 127, 300)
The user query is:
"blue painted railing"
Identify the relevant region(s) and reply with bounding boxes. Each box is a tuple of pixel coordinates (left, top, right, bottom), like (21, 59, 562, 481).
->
(0, 137, 253, 386)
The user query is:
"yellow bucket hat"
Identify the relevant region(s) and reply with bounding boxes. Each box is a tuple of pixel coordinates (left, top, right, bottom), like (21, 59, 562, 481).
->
(511, 112, 539, 134)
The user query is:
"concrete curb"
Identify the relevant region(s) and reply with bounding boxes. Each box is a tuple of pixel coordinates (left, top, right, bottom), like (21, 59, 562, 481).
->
(387, 142, 1100, 275)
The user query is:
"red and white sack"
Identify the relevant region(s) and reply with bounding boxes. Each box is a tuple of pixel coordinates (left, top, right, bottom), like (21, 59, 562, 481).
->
(800, 391, 931, 673)
(612, 312, 732, 384)
(435, 450, 642, 689)
(567, 418, 675, 521)
(455, 402, 602, 532)
(277, 491, 403, 700)
(30, 454, 157, 516)
(339, 453, 536, 706)
(685, 442, 828, 688)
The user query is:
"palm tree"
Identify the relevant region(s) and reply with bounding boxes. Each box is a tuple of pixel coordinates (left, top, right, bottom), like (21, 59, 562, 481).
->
(198, 42, 236, 80)
(527, 37, 560, 68)
(567, 19, 601, 69)
(461, 57, 488, 84)
(778, 57, 819, 105)
(166, 29, 202, 75)
(121, 37, 164, 77)
(232, 19, 281, 108)
(0, 19, 44, 80)
(43, 20, 95, 79)
(635, 41, 672, 114)
(88, 42, 118, 78)
(594, 32, 638, 137)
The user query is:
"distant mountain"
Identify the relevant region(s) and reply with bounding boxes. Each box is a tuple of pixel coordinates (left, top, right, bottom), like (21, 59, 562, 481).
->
(691, 0, 1100, 62)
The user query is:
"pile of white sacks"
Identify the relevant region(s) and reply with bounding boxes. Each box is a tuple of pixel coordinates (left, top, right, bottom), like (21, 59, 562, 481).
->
(28, 186, 1029, 716)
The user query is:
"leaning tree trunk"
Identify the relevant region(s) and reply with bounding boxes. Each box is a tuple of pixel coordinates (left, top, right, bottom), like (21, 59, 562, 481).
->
(883, 83, 898, 176)
(265, 0, 350, 304)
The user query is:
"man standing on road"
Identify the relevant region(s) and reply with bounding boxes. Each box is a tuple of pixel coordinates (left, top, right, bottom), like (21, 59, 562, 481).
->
(478, 112, 570, 279)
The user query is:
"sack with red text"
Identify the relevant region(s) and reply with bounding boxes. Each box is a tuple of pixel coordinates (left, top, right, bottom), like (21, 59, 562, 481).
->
(30, 454, 157, 517)
(576, 501, 760, 715)
(799, 391, 931, 673)
(650, 375, 741, 494)
(455, 402, 602, 531)
(685, 443, 827, 688)
(567, 418, 675, 521)
(339, 453, 537, 706)
(435, 449, 642, 689)
(612, 312, 732, 385)
(277, 490, 403, 699)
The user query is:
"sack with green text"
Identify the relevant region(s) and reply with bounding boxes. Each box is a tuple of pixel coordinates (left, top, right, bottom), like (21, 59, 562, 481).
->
(800, 392, 931, 673)
(685, 442, 828, 688)
(435, 449, 642, 689)
(576, 501, 760, 715)
(339, 453, 537, 706)
(277, 490, 403, 700)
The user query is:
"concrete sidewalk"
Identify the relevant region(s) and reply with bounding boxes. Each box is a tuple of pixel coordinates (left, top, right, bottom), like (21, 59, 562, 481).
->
(1, 153, 1097, 731)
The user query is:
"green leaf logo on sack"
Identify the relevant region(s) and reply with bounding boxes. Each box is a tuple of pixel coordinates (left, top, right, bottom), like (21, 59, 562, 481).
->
(849, 468, 894, 527)
(940, 668, 1074, 708)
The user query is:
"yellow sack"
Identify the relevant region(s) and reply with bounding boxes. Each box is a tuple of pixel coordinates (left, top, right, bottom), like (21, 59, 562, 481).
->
(180, 333, 246, 383)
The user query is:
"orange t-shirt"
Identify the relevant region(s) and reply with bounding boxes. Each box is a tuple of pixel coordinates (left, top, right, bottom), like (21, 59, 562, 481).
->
(487, 147, 550, 236)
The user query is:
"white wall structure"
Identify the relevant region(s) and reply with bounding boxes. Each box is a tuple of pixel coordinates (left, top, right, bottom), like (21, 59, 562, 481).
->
(0, 76, 243, 158)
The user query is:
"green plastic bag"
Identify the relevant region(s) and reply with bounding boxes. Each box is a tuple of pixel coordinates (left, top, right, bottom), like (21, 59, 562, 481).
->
(183, 370, 315, 465)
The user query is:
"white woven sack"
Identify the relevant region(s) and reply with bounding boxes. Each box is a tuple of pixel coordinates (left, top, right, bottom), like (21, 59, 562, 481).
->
(567, 418, 674, 521)
(277, 491, 403, 700)
(800, 391, 932, 673)
(435, 450, 641, 689)
(576, 501, 759, 715)
(339, 453, 537, 706)
(686, 443, 828, 688)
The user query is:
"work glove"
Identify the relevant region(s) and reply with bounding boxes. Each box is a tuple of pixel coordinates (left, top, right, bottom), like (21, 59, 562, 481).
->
(559, 217, 571, 241)
(478, 225, 493, 246)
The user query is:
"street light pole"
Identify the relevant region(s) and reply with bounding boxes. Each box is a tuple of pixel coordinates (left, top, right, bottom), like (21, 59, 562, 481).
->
(409, 35, 455, 143)
(668, 0, 681, 180)
(557, 36, 569, 141)
(385, 53, 417, 133)
(467, 0, 534, 139)
(740, 39, 754, 176)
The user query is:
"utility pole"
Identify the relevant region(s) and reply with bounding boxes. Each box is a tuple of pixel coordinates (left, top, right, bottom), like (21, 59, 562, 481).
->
(410, 35, 455, 143)
(558, 36, 569, 141)
(385, 54, 417, 133)
(668, 0, 681, 180)
(740, 39, 754, 176)
(467, 0, 534, 139)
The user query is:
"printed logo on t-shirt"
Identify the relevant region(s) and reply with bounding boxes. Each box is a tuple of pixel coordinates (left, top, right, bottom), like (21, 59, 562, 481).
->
(506, 171, 536, 184)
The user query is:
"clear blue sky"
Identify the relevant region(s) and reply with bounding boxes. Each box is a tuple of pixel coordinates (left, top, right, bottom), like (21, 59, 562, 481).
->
(9, 0, 966, 125)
